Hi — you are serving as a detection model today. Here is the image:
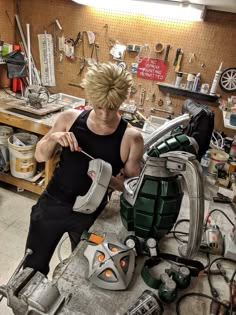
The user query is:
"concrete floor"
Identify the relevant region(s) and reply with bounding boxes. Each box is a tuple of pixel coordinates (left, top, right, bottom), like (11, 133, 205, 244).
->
(0, 182, 235, 314)
(0, 183, 71, 315)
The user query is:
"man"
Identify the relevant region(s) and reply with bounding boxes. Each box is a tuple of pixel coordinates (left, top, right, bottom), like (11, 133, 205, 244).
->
(24, 62, 144, 275)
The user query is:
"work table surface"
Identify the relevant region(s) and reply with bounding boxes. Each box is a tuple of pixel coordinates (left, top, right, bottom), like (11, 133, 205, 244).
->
(0, 96, 63, 135)
(52, 191, 236, 315)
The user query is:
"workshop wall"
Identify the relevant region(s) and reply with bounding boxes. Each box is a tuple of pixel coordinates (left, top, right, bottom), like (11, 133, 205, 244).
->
(4, 0, 236, 136)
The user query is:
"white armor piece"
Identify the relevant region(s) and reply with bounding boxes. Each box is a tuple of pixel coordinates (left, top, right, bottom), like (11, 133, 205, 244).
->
(73, 159, 112, 214)
(84, 233, 135, 290)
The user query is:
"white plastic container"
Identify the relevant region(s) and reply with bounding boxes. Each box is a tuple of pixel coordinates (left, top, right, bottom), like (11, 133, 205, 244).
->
(208, 149, 229, 174)
(8, 133, 38, 179)
(0, 125, 14, 171)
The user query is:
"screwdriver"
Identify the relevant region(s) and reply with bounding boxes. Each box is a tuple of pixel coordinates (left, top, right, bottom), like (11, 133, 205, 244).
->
(77, 146, 95, 160)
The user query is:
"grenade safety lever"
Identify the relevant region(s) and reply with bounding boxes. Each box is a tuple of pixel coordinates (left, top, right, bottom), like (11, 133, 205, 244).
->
(160, 151, 204, 258)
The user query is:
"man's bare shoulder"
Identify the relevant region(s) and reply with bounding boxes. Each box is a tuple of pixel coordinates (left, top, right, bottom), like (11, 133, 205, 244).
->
(125, 124, 144, 142)
(53, 109, 82, 131)
(58, 109, 81, 121)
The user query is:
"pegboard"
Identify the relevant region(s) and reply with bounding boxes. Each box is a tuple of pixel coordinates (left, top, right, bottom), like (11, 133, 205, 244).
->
(3, 0, 236, 136)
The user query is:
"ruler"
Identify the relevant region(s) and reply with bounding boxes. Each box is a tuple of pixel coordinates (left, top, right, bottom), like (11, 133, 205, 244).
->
(38, 34, 56, 86)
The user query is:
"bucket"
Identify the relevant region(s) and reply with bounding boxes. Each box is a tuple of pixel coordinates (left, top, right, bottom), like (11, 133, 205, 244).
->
(0, 125, 14, 171)
(8, 133, 38, 179)
(208, 149, 229, 174)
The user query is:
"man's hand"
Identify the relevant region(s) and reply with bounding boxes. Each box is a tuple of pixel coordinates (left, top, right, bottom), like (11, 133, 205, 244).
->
(51, 132, 78, 151)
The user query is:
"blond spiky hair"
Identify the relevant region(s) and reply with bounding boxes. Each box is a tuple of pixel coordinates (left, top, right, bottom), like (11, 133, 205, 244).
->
(82, 62, 133, 109)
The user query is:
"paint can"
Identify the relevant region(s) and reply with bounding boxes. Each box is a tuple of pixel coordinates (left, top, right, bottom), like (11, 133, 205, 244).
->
(0, 125, 14, 171)
(208, 149, 229, 174)
(8, 132, 38, 179)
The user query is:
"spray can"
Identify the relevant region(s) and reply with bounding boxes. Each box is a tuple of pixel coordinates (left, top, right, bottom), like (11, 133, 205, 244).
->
(210, 62, 223, 95)
(192, 73, 200, 92)
(124, 290, 164, 315)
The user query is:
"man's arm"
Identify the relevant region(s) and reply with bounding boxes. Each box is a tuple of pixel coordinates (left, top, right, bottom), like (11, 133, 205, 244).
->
(35, 110, 80, 162)
(109, 128, 144, 191)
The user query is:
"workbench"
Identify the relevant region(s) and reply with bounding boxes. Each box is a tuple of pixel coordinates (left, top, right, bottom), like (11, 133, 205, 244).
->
(0, 94, 84, 194)
(51, 190, 236, 315)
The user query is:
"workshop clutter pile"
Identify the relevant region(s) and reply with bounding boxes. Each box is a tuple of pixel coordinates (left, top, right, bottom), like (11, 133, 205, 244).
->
(201, 131, 236, 191)
(0, 125, 38, 179)
(220, 96, 236, 126)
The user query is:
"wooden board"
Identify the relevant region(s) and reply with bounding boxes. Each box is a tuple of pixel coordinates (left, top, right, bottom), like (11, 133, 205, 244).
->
(6, 100, 65, 116)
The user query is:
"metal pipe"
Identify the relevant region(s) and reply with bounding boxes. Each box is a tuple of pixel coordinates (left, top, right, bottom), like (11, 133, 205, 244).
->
(26, 24, 32, 85)
(15, 15, 41, 85)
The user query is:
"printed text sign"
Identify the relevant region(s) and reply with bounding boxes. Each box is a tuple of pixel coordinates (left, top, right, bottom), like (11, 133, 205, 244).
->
(137, 58, 168, 81)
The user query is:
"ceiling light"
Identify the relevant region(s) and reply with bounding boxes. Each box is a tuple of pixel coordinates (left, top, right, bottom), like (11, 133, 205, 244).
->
(71, 0, 206, 21)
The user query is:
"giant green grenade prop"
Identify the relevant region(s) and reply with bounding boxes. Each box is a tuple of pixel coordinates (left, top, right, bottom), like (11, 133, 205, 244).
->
(120, 132, 204, 258)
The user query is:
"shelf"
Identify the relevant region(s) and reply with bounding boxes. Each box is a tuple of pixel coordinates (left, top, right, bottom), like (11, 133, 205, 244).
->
(157, 83, 220, 103)
(0, 172, 44, 194)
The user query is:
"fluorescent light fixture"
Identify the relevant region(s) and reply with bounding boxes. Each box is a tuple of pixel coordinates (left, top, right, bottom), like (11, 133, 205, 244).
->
(71, 0, 206, 21)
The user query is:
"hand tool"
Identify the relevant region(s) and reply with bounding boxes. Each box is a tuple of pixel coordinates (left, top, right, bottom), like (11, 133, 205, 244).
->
(0, 248, 33, 302)
(175, 50, 183, 72)
(77, 147, 95, 160)
(164, 44, 170, 64)
(173, 48, 181, 66)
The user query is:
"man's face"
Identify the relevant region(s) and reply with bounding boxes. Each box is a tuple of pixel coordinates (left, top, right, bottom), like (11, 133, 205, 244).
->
(93, 105, 119, 122)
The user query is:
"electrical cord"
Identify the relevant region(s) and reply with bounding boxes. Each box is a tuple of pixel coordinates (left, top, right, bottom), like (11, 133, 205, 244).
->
(171, 219, 190, 244)
(176, 292, 230, 315)
(1, 84, 60, 104)
(210, 130, 225, 150)
(207, 257, 236, 301)
(229, 270, 236, 315)
(0, 84, 25, 100)
(205, 208, 234, 230)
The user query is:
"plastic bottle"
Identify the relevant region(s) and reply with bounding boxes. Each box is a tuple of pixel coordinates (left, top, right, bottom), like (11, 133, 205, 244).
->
(192, 73, 200, 92)
(200, 150, 210, 175)
(175, 72, 183, 88)
(186, 73, 195, 90)
(209, 62, 223, 95)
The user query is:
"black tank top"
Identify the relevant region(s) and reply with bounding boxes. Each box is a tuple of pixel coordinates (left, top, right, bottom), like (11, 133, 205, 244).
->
(46, 109, 128, 204)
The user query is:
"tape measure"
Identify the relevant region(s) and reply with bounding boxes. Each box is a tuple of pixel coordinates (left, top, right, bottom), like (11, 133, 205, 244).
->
(154, 42, 164, 53)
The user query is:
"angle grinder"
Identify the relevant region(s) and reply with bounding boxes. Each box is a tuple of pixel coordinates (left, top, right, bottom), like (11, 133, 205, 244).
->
(24, 85, 49, 109)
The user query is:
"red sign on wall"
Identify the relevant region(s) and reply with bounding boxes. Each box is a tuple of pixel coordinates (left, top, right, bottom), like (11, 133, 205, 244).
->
(137, 58, 168, 81)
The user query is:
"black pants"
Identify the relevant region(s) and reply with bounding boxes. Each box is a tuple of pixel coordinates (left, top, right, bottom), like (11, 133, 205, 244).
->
(23, 191, 106, 275)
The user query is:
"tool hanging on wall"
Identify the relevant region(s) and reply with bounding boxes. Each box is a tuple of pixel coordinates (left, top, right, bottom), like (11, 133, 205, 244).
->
(164, 44, 170, 64)
(154, 42, 164, 54)
(89, 42, 99, 64)
(78, 32, 86, 75)
(46, 19, 63, 55)
(173, 48, 181, 66)
(175, 49, 184, 72)
(139, 87, 146, 112)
